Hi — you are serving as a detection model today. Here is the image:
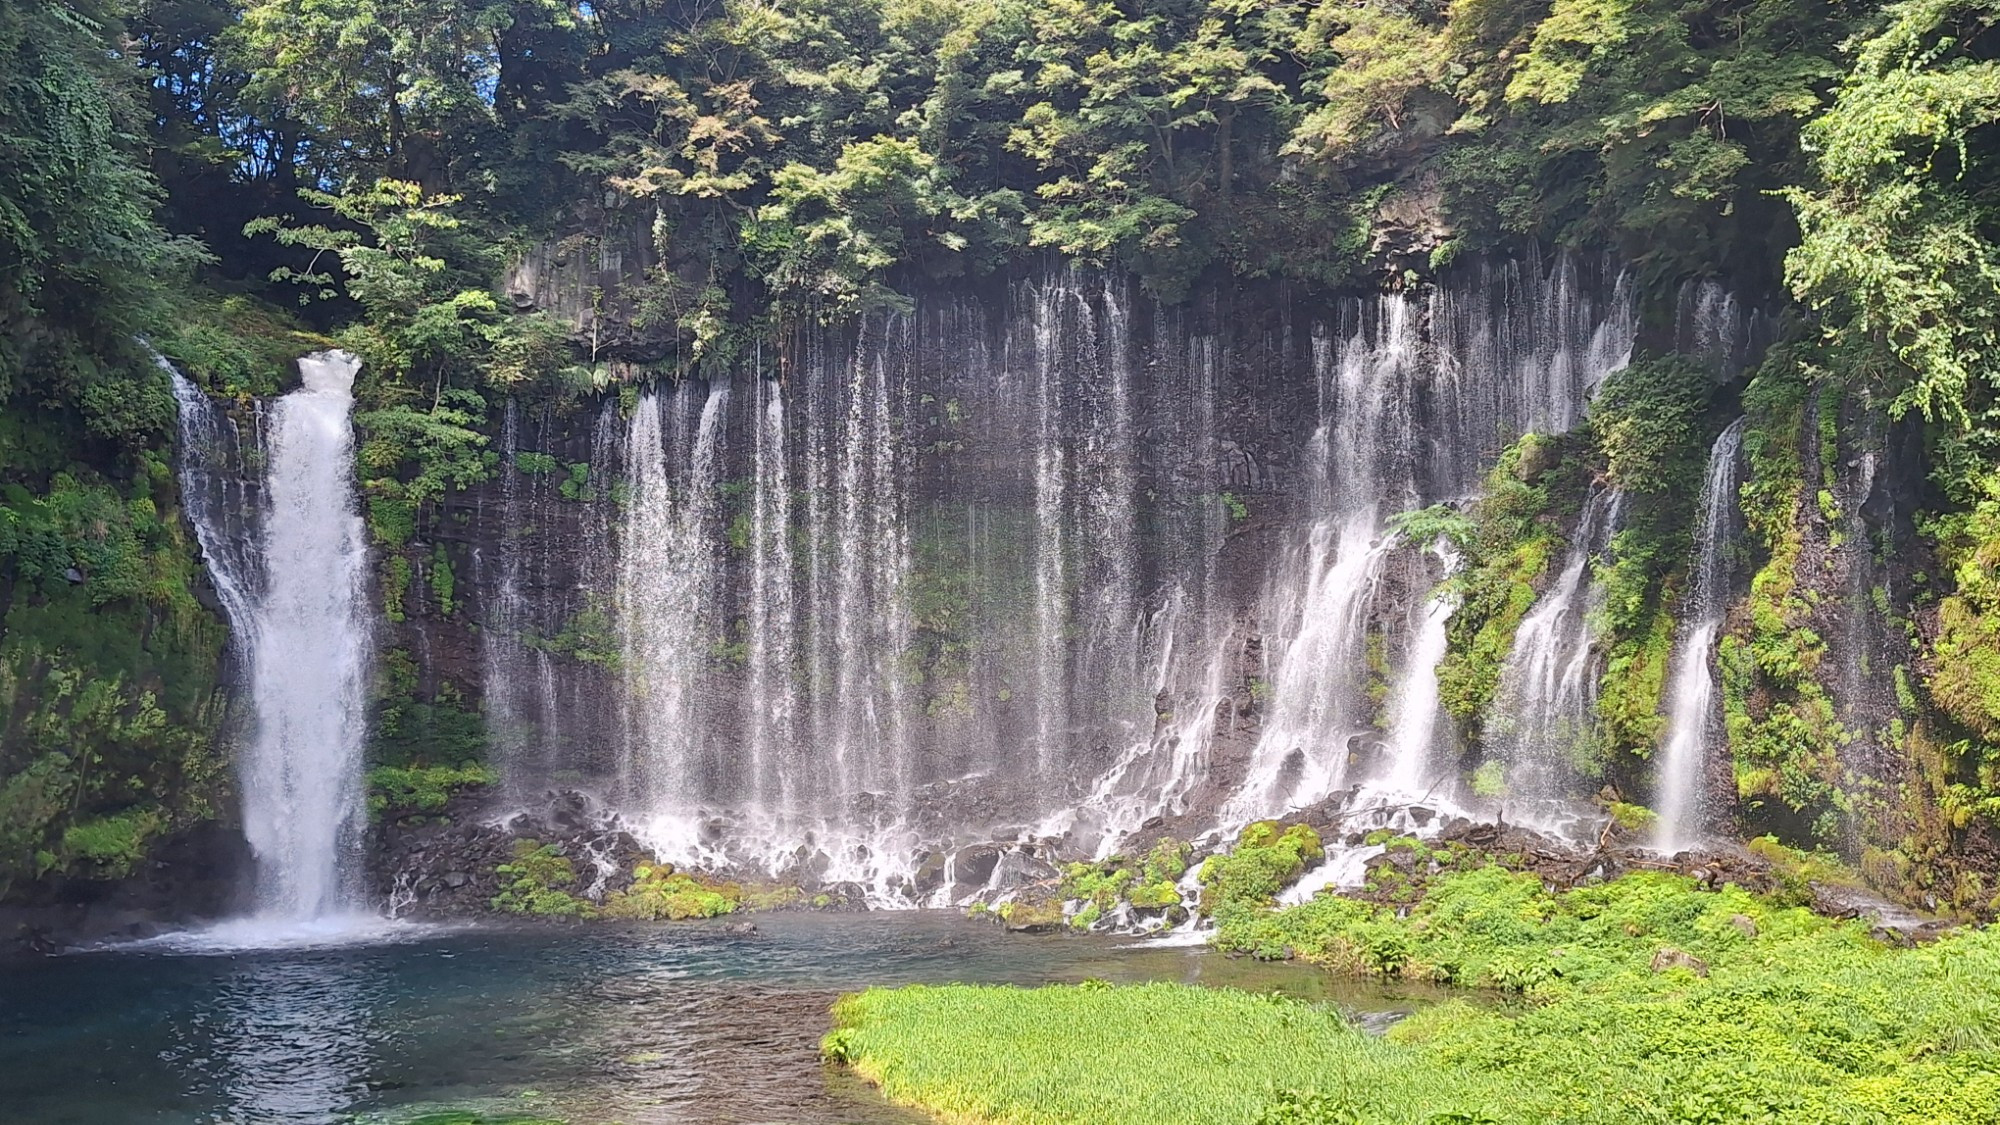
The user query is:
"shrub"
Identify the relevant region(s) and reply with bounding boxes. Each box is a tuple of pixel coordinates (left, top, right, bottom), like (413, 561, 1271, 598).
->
(1198, 822, 1323, 915)
(602, 862, 740, 920)
(491, 839, 593, 918)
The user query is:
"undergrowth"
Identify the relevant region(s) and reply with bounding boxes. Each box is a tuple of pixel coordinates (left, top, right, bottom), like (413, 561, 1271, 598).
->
(830, 868, 2000, 1124)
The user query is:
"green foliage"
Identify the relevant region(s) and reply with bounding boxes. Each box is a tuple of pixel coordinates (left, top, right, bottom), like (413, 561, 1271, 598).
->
(368, 651, 489, 770)
(1436, 434, 1586, 731)
(1589, 358, 1713, 500)
(1784, 0, 2000, 431)
(513, 452, 558, 477)
(1, 0, 209, 459)
(829, 980, 1508, 1124)
(1470, 760, 1507, 798)
(152, 293, 321, 398)
(1595, 608, 1674, 759)
(430, 544, 457, 617)
(603, 862, 741, 921)
(59, 807, 162, 878)
(1722, 354, 1853, 838)
(0, 462, 227, 898)
(1446, 0, 1845, 280)
(386, 1104, 568, 1112)
(366, 762, 496, 819)
(556, 463, 591, 502)
(1060, 837, 1191, 929)
(356, 398, 493, 508)
(1389, 504, 1476, 554)
(1198, 822, 1322, 916)
(525, 602, 622, 670)
(491, 839, 593, 918)
(840, 871, 2000, 1123)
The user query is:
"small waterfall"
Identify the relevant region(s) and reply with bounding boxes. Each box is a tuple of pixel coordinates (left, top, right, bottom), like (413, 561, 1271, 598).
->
(162, 356, 263, 616)
(1225, 306, 1414, 821)
(1031, 282, 1071, 780)
(1487, 486, 1623, 820)
(1656, 419, 1745, 851)
(170, 352, 372, 920)
(1379, 544, 1458, 796)
(814, 321, 916, 889)
(1225, 252, 1635, 826)
(1675, 278, 1772, 379)
(477, 401, 571, 792)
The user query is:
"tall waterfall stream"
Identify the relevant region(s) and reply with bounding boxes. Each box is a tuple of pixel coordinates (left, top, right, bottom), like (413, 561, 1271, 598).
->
(170, 351, 372, 923)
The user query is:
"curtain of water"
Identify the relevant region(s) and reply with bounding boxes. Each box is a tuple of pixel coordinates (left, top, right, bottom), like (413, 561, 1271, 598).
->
(604, 255, 1648, 891)
(618, 380, 730, 853)
(1223, 252, 1636, 827)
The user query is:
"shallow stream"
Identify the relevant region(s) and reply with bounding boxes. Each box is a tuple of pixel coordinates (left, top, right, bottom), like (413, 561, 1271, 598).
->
(1, 913, 1438, 1124)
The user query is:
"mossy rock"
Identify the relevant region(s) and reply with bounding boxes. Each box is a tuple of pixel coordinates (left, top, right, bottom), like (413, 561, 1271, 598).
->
(1197, 822, 1323, 915)
(996, 896, 1064, 932)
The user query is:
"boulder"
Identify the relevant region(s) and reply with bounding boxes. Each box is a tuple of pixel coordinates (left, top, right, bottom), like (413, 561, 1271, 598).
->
(1650, 947, 1710, 977)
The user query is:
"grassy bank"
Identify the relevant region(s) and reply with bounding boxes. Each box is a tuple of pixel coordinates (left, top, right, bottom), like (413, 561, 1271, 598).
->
(826, 869, 2000, 1124)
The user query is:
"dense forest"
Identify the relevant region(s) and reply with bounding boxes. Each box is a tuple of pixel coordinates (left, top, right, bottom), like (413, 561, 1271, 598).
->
(6, 0, 2000, 921)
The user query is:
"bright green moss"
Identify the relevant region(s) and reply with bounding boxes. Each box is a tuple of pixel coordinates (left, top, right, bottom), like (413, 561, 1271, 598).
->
(1433, 433, 1587, 732)
(513, 451, 558, 476)
(1595, 607, 1673, 760)
(59, 807, 162, 877)
(430, 543, 457, 616)
(491, 839, 593, 918)
(602, 862, 740, 920)
(366, 762, 497, 818)
(1198, 822, 1323, 916)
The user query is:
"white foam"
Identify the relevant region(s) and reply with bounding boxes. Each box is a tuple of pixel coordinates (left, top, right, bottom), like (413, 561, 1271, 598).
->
(89, 913, 446, 955)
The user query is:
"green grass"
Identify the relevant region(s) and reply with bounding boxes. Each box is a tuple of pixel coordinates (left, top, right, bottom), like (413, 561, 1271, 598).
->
(827, 981, 1517, 1125)
(829, 869, 2000, 1124)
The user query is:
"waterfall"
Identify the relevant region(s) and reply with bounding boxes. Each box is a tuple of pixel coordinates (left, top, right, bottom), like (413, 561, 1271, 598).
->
(1224, 251, 1634, 826)
(1225, 306, 1415, 821)
(1031, 282, 1072, 780)
(478, 401, 542, 793)
(1488, 487, 1623, 820)
(588, 254, 1639, 892)
(1655, 419, 1746, 851)
(1380, 544, 1458, 796)
(745, 371, 800, 820)
(618, 379, 730, 855)
(169, 352, 372, 920)
(162, 356, 263, 621)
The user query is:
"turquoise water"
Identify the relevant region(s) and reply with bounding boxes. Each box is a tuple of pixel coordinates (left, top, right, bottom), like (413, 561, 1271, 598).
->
(0, 913, 1433, 1124)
